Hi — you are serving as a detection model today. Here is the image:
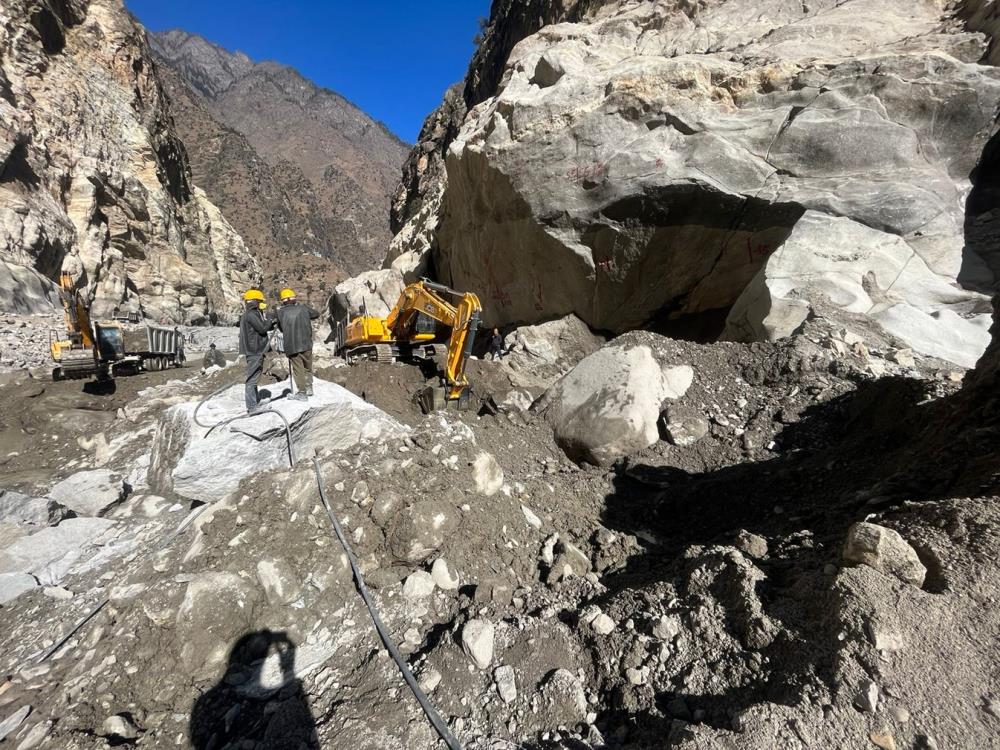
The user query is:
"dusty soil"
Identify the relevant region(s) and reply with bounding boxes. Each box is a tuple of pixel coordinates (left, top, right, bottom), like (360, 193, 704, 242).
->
(0, 318, 998, 750)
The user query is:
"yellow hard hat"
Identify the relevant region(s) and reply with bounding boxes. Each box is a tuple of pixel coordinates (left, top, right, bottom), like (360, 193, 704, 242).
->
(260, 302, 268, 310)
(243, 289, 265, 302)
(280, 288, 296, 301)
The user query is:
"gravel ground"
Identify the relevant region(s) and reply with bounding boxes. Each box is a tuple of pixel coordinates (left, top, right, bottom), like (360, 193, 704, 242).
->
(0, 316, 997, 749)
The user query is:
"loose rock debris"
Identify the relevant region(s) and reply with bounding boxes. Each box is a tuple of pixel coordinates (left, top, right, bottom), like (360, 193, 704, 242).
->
(0, 314, 997, 749)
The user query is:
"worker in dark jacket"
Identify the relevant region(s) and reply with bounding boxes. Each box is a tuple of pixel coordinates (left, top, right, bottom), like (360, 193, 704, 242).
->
(488, 327, 506, 361)
(239, 290, 274, 413)
(274, 288, 319, 400)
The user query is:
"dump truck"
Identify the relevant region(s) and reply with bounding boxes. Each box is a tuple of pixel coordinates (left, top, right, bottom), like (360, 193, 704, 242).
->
(50, 273, 182, 381)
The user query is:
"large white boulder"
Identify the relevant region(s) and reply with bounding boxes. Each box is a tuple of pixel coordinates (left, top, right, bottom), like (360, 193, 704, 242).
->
(511, 315, 603, 366)
(148, 378, 406, 502)
(0, 517, 117, 585)
(331, 268, 406, 319)
(392, 0, 1000, 368)
(724, 212, 992, 367)
(544, 341, 693, 466)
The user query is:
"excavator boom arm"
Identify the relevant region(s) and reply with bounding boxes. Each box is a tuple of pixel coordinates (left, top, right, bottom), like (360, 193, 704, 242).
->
(59, 272, 94, 348)
(372, 280, 483, 399)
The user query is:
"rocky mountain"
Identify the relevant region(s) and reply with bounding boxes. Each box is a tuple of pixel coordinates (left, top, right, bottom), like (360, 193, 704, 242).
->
(149, 30, 410, 279)
(387, 0, 1000, 369)
(152, 61, 346, 301)
(0, 0, 260, 324)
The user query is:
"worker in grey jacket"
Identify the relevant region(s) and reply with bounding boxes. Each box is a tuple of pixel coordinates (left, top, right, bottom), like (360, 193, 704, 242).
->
(275, 287, 320, 400)
(239, 290, 274, 413)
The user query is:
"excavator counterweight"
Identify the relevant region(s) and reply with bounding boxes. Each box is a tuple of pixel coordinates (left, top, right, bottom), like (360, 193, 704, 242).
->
(331, 279, 483, 409)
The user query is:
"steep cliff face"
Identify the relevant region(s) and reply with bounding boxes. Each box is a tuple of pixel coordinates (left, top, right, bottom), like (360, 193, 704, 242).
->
(390, 0, 1000, 369)
(0, 0, 259, 323)
(150, 31, 410, 277)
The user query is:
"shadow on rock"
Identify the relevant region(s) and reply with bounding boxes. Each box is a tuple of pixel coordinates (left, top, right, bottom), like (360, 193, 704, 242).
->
(190, 630, 319, 750)
(592, 375, 1000, 741)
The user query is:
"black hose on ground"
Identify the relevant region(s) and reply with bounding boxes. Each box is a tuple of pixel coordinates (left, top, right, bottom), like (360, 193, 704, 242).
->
(311, 458, 462, 750)
(36, 502, 209, 663)
(193, 356, 296, 468)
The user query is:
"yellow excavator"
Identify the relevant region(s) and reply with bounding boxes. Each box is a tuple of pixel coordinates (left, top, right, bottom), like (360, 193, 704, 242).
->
(331, 279, 483, 411)
(50, 272, 180, 381)
(50, 272, 124, 381)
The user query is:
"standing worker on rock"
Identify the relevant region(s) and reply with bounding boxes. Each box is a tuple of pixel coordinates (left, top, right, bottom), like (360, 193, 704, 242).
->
(275, 287, 320, 401)
(239, 289, 274, 414)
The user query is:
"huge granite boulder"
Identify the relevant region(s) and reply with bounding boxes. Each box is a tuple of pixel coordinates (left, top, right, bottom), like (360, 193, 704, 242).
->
(391, 0, 1000, 368)
(148, 378, 407, 502)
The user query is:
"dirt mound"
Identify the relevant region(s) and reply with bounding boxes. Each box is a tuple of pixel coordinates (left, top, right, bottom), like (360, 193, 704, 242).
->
(0, 315, 997, 749)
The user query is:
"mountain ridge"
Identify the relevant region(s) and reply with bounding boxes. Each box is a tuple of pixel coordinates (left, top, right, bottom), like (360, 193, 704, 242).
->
(151, 28, 409, 278)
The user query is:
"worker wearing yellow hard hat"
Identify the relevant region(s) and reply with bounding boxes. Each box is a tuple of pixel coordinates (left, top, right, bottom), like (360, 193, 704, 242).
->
(274, 286, 320, 400)
(238, 288, 275, 413)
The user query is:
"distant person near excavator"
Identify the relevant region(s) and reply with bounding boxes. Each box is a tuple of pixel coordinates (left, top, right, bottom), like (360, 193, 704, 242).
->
(202, 343, 226, 370)
(274, 288, 320, 401)
(239, 289, 274, 414)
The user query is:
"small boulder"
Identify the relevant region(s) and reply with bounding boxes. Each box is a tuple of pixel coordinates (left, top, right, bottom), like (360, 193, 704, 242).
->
(402, 570, 436, 600)
(0, 572, 38, 605)
(47, 469, 126, 517)
(0, 705, 31, 742)
(843, 522, 926, 587)
(660, 405, 710, 447)
(255, 558, 302, 606)
(735, 530, 768, 559)
(474, 576, 514, 606)
(591, 613, 615, 635)
(472, 452, 504, 496)
(854, 679, 879, 713)
(101, 714, 139, 741)
(461, 619, 495, 669)
(544, 342, 693, 465)
(386, 497, 459, 564)
(0, 490, 71, 526)
(494, 665, 517, 703)
(539, 668, 588, 721)
(418, 668, 441, 693)
(651, 615, 682, 641)
(430, 558, 459, 590)
(520, 504, 542, 529)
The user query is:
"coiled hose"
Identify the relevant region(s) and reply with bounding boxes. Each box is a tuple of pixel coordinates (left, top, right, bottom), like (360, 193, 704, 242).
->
(193, 357, 296, 468)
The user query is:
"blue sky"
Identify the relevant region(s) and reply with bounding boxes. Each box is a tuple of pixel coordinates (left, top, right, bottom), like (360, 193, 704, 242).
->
(126, 0, 491, 143)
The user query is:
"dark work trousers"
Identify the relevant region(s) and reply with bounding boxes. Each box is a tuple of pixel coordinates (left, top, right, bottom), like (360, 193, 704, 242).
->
(245, 354, 264, 411)
(289, 350, 313, 394)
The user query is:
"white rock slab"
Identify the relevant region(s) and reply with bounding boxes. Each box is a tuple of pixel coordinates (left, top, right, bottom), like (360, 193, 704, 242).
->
(148, 378, 406, 502)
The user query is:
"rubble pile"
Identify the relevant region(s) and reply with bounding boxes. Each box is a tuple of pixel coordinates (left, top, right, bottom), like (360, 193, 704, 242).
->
(0, 314, 64, 373)
(0, 307, 996, 749)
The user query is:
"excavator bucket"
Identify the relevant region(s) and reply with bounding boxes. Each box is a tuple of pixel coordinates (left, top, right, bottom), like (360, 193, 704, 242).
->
(416, 384, 474, 414)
